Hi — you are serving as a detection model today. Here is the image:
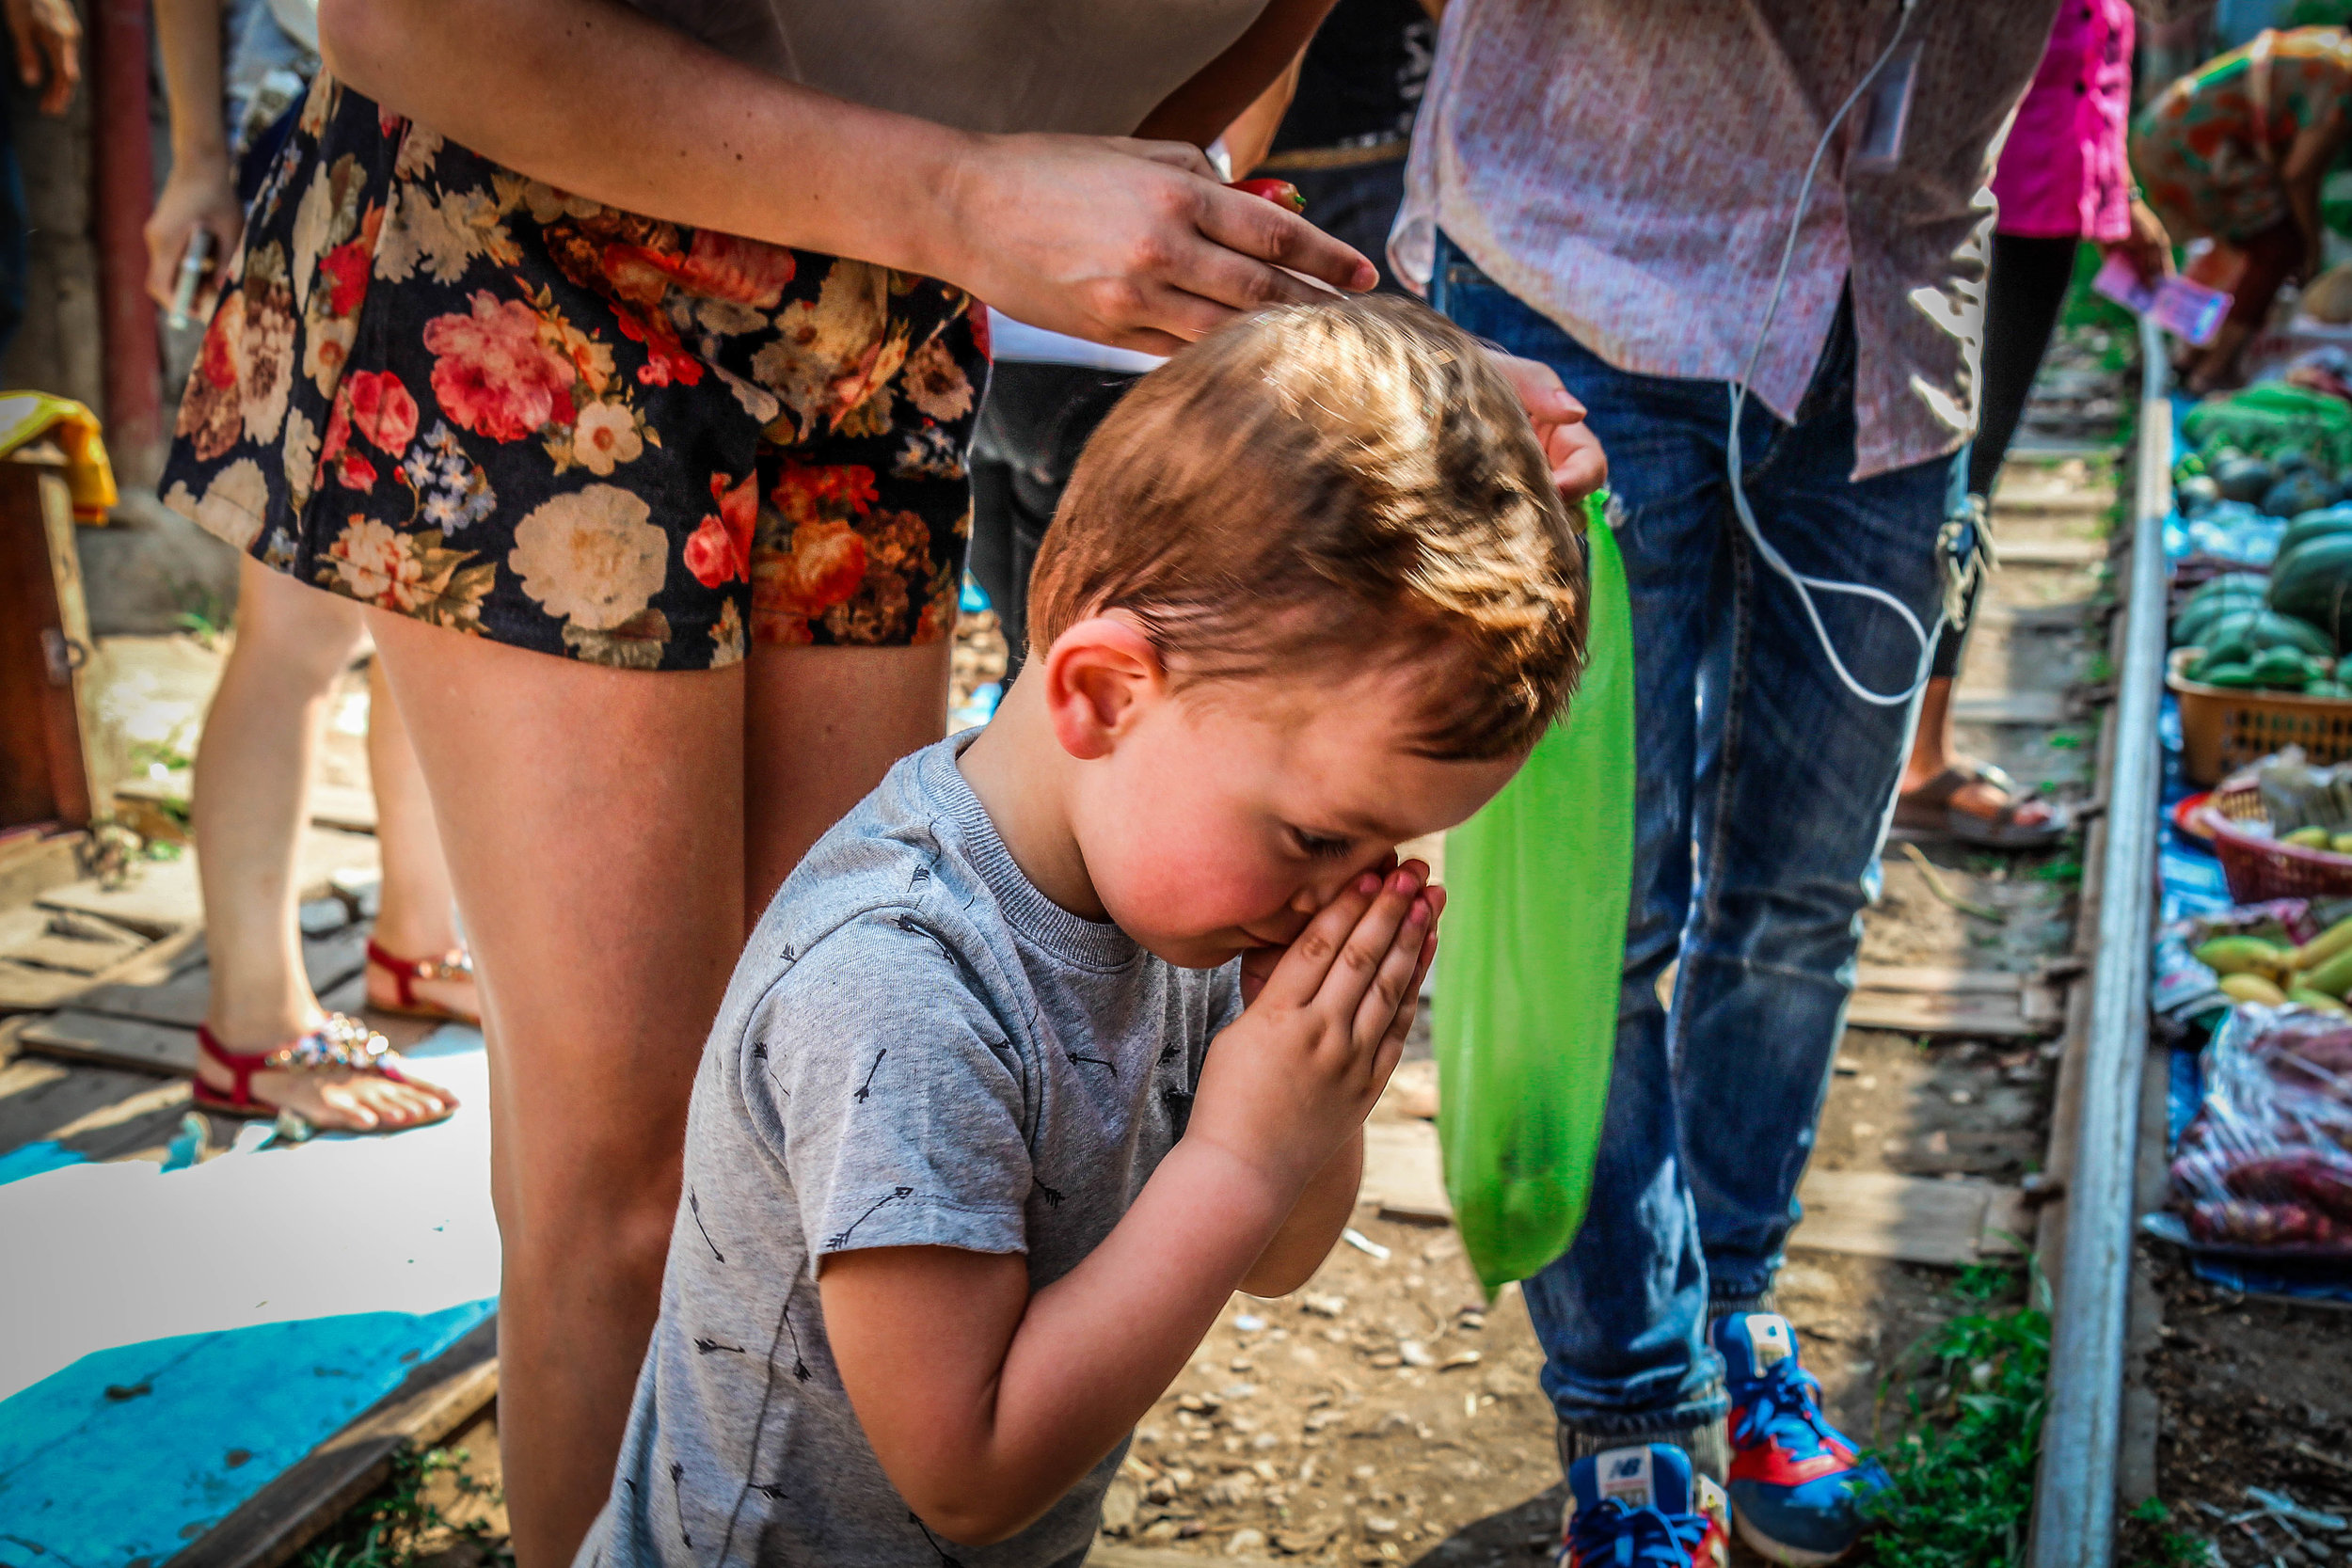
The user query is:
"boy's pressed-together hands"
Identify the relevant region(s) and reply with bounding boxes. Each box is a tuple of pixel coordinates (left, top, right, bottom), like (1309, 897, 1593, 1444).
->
(819, 862, 1444, 1547)
(1200, 859, 1440, 1194)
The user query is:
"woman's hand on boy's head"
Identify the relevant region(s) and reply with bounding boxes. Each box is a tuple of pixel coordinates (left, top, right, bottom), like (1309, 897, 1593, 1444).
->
(1488, 351, 1609, 501)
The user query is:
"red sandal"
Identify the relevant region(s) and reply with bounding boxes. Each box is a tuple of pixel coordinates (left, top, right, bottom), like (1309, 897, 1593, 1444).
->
(194, 1015, 452, 1128)
(364, 941, 480, 1023)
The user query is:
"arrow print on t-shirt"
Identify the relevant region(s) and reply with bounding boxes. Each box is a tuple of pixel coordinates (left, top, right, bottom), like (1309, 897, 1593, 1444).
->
(853, 1047, 888, 1102)
(691, 1188, 725, 1262)
(826, 1185, 914, 1250)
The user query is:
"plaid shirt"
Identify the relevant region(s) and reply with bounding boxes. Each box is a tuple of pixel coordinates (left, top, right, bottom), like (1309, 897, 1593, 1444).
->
(1394, 0, 2060, 479)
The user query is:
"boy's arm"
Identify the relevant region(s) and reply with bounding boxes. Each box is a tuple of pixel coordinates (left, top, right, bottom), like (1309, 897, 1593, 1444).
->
(821, 865, 1437, 1547)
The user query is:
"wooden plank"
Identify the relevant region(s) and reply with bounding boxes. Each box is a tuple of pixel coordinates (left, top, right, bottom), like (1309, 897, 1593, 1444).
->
(1854, 965, 2025, 995)
(0, 925, 201, 1017)
(1950, 689, 2071, 726)
(1994, 538, 2108, 566)
(1790, 1168, 2026, 1265)
(116, 776, 380, 837)
(17, 1009, 199, 1074)
(38, 828, 382, 938)
(1359, 1118, 1452, 1223)
(0, 457, 110, 829)
(72, 928, 370, 1028)
(166, 1317, 499, 1568)
(0, 829, 85, 907)
(1090, 1546, 1280, 1568)
(1844, 991, 2055, 1039)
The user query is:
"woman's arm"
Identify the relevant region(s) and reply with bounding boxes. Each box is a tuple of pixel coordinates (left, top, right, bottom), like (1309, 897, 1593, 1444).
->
(2280, 110, 2348, 280)
(1136, 0, 1332, 150)
(1218, 49, 1307, 178)
(316, 0, 1373, 355)
(145, 0, 244, 309)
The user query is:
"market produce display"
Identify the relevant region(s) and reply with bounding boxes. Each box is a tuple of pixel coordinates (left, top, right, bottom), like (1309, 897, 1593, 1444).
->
(2170, 1003, 2352, 1255)
(2170, 389, 2352, 692)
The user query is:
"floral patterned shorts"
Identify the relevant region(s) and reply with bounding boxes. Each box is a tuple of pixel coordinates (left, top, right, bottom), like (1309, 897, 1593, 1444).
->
(161, 76, 989, 670)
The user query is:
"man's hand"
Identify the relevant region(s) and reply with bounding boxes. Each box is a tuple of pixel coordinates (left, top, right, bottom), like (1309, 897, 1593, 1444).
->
(4, 0, 78, 115)
(1488, 351, 1608, 500)
(1193, 862, 1439, 1196)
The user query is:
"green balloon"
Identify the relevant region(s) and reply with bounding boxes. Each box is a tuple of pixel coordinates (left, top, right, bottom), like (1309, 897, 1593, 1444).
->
(1434, 493, 1632, 1291)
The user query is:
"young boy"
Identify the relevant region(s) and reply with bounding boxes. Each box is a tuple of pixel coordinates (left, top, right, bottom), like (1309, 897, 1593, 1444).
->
(577, 295, 1590, 1567)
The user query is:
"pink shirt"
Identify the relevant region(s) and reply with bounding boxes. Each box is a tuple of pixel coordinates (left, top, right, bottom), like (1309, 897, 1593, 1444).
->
(1991, 0, 2136, 241)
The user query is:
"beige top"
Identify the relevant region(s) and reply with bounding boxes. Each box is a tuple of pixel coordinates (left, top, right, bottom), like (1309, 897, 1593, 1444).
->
(619, 0, 1267, 135)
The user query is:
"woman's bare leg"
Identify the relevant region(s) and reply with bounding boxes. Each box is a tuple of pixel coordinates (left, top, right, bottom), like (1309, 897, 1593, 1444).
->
(365, 610, 746, 1568)
(743, 640, 952, 920)
(193, 558, 453, 1128)
(360, 658, 479, 1019)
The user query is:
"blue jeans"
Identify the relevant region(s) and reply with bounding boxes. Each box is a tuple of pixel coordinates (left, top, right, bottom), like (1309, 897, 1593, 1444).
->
(1431, 235, 1964, 1434)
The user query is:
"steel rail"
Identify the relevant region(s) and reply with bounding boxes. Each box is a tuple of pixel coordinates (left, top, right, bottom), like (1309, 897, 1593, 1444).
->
(2027, 318, 2171, 1568)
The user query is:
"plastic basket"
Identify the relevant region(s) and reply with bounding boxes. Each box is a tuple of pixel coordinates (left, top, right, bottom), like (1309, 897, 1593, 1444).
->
(2200, 781, 2352, 902)
(2169, 648, 2352, 786)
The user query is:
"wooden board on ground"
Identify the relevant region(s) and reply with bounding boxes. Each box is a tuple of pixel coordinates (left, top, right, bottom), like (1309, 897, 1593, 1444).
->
(0, 924, 201, 1016)
(116, 775, 379, 836)
(71, 927, 369, 1029)
(17, 1008, 200, 1074)
(1360, 1117, 2030, 1263)
(0, 830, 84, 909)
(1993, 537, 2107, 565)
(1091, 1546, 1279, 1568)
(1359, 1118, 1452, 1223)
(1789, 1168, 2028, 1266)
(37, 829, 381, 938)
(1846, 964, 2065, 1039)
(165, 1318, 499, 1568)
(1950, 689, 2071, 726)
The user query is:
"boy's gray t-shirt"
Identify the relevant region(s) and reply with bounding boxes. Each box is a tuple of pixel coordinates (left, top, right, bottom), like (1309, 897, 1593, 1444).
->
(579, 733, 1241, 1568)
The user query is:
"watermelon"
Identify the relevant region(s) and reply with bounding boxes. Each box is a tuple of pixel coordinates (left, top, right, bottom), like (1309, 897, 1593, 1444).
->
(2215, 454, 2280, 504)
(2277, 504, 2352, 558)
(2264, 470, 2341, 518)
(2174, 590, 2276, 648)
(2202, 606, 2338, 657)
(2269, 535, 2352, 648)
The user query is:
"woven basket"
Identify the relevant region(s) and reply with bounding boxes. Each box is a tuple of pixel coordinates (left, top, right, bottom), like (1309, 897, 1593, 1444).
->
(2201, 781, 2352, 901)
(2169, 648, 2352, 785)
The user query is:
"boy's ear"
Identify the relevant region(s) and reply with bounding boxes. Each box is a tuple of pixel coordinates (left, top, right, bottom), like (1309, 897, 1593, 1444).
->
(1042, 615, 1167, 761)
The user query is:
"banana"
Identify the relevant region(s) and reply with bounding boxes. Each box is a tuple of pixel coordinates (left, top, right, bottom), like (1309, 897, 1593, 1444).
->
(2289, 913, 2352, 973)
(2195, 935, 2293, 976)
(2220, 974, 2289, 1005)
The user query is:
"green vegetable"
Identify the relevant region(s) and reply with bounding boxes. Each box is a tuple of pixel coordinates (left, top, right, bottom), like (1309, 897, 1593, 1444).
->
(2185, 383, 2352, 474)
(2214, 453, 2280, 502)
(2279, 505, 2352, 557)
(2251, 647, 2312, 688)
(2266, 537, 2352, 647)
(2202, 607, 2336, 657)
(2173, 599, 2267, 649)
(2264, 471, 2339, 518)
(2196, 660, 2259, 688)
(2307, 680, 2352, 699)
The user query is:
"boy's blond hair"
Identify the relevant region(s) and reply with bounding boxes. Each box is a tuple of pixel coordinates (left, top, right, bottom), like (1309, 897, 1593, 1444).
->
(1027, 295, 1588, 759)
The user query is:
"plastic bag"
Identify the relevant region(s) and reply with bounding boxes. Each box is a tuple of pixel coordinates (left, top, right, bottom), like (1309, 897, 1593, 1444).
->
(2170, 1003, 2352, 1257)
(1434, 495, 1633, 1291)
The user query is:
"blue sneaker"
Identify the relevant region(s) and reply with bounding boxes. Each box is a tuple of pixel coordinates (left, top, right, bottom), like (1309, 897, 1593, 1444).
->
(1714, 1312, 1889, 1564)
(1560, 1443, 1729, 1568)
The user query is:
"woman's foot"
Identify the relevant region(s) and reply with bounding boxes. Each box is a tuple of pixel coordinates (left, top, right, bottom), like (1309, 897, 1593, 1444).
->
(365, 941, 482, 1023)
(195, 1013, 458, 1132)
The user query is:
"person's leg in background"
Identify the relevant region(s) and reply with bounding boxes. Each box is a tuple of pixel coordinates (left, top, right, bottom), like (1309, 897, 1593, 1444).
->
(192, 556, 458, 1128)
(1430, 234, 1733, 1469)
(966, 363, 1137, 677)
(1896, 232, 2076, 847)
(359, 655, 478, 1017)
(1674, 321, 1956, 1564)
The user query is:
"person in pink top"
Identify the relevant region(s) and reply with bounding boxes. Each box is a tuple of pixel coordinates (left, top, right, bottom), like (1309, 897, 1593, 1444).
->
(1894, 0, 2170, 849)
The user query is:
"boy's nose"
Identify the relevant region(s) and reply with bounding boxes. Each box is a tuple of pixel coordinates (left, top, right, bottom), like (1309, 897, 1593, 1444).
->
(1287, 847, 1403, 918)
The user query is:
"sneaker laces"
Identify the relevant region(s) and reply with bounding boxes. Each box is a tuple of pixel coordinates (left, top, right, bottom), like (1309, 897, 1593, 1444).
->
(1730, 1354, 1845, 1460)
(1564, 1498, 1714, 1567)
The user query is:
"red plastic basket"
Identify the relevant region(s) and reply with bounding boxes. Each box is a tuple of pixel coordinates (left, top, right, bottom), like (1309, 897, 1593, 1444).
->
(2201, 782, 2352, 902)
